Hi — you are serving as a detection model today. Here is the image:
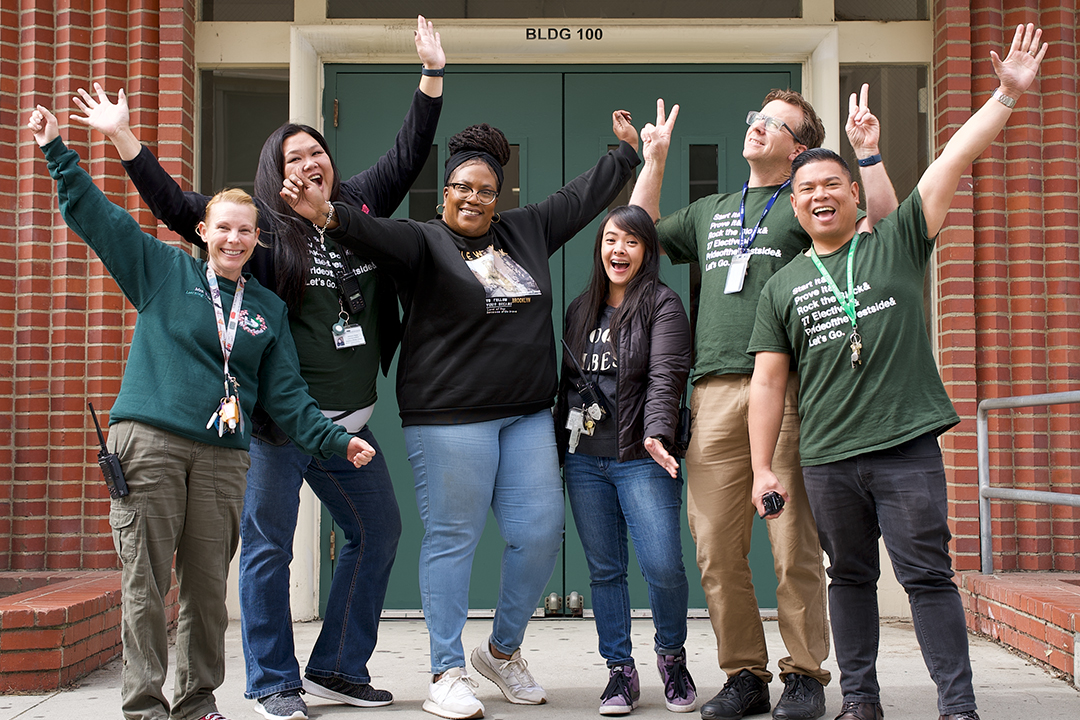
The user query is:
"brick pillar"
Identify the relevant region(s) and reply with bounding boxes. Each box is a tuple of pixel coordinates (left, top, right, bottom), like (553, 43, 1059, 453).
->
(5, 0, 196, 571)
(934, 0, 1080, 574)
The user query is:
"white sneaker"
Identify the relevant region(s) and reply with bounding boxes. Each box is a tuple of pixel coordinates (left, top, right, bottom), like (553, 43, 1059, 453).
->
(470, 643, 547, 705)
(423, 667, 485, 719)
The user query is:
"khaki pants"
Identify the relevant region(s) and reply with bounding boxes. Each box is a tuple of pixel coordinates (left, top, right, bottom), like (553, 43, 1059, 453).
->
(108, 420, 249, 720)
(686, 373, 830, 685)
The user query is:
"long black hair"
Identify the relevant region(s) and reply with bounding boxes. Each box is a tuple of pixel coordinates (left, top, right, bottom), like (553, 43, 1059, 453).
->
(253, 123, 343, 313)
(565, 205, 663, 361)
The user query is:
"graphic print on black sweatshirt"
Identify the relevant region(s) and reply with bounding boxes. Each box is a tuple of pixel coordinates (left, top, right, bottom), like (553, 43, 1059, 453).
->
(462, 245, 541, 315)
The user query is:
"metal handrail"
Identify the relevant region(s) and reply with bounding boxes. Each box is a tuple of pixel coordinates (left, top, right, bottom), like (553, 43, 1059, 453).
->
(977, 390, 1080, 574)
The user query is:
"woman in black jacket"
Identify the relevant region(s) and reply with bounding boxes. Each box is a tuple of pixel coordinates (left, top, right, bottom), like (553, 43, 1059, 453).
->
(72, 17, 444, 720)
(559, 204, 694, 716)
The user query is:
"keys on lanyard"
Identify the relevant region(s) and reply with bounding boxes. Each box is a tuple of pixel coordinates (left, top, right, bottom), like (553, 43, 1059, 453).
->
(849, 331, 863, 369)
(207, 376, 243, 437)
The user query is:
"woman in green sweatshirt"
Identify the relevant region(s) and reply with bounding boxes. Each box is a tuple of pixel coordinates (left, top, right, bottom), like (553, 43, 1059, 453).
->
(28, 105, 374, 720)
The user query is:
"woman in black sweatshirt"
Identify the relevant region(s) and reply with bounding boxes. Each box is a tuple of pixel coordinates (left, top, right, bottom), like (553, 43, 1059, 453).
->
(284, 115, 641, 720)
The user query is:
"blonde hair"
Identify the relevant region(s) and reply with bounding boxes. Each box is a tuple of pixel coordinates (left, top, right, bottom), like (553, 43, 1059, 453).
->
(204, 187, 259, 225)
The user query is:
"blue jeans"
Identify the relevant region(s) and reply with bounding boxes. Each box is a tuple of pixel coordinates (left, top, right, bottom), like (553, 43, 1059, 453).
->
(404, 410, 564, 674)
(239, 427, 401, 699)
(801, 433, 976, 715)
(564, 453, 689, 667)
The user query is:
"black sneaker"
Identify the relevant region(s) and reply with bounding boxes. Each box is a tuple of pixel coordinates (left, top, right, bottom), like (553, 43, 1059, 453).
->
(772, 674, 825, 720)
(700, 670, 770, 720)
(255, 690, 308, 720)
(302, 673, 393, 707)
(939, 713, 979, 720)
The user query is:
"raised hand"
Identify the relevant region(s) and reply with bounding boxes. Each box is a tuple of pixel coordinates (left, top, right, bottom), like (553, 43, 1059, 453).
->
(71, 83, 130, 139)
(27, 105, 60, 147)
(281, 172, 333, 226)
(991, 23, 1047, 98)
(612, 109, 637, 151)
(845, 83, 881, 159)
(644, 437, 679, 479)
(640, 98, 680, 164)
(415, 15, 445, 69)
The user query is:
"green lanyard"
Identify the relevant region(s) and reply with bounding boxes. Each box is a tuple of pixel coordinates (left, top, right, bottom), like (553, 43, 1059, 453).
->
(809, 235, 864, 369)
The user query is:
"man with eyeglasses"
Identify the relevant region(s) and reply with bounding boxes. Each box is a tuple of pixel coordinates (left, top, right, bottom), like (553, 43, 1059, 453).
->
(632, 88, 897, 720)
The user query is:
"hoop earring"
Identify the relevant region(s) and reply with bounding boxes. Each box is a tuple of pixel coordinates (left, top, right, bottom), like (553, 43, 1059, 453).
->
(436, 203, 445, 215)
(492, 212, 501, 224)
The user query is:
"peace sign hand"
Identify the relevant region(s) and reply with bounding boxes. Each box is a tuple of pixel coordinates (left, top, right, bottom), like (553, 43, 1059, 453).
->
(640, 98, 680, 165)
(845, 83, 881, 159)
(991, 23, 1047, 99)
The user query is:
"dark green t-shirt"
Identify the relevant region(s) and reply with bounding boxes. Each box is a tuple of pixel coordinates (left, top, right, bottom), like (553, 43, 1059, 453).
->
(657, 185, 810, 381)
(289, 238, 381, 411)
(748, 188, 959, 466)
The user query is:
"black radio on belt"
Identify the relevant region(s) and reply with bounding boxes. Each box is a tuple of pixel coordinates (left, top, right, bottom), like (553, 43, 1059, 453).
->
(88, 402, 129, 499)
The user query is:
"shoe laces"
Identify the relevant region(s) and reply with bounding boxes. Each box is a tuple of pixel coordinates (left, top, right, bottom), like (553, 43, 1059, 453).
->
(720, 671, 756, 698)
(602, 666, 635, 702)
(783, 674, 813, 703)
(494, 653, 538, 690)
(199, 713, 228, 720)
(661, 654, 695, 699)
(446, 670, 479, 691)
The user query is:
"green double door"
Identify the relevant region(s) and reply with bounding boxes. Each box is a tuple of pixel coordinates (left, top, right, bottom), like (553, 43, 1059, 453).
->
(321, 64, 801, 615)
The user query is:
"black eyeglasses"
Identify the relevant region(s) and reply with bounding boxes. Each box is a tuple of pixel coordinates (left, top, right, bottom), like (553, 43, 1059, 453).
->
(447, 182, 499, 205)
(746, 111, 805, 146)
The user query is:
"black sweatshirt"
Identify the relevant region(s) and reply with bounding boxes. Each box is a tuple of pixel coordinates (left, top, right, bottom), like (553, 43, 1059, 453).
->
(327, 141, 641, 425)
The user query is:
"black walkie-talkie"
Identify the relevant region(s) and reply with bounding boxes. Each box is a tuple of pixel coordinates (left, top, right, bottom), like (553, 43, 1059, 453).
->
(88, 402, 128, 498)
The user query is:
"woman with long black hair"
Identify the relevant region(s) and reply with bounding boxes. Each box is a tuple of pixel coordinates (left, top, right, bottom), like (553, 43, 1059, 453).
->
(557, 204, 694, 716)
(73, 17, 445, 720)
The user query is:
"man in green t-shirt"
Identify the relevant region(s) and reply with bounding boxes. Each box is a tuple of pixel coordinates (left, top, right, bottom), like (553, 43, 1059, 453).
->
(631, 89, 897, 720)
(747, 25, 1047, 720)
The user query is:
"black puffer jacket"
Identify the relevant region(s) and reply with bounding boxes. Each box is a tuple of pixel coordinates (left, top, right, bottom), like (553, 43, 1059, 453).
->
(557, 284, 691, 463)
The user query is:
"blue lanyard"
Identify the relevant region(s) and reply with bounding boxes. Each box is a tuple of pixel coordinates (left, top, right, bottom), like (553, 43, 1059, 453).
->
(737, 181, 790, 253)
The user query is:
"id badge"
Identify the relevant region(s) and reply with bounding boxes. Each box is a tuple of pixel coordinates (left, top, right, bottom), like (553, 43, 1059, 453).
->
(332, 323, 366, 349)
(724, 251, 751, 294)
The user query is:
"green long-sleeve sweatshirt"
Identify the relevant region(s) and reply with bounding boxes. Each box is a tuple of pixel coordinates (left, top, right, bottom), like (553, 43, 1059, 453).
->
(43, 138, 351, 459)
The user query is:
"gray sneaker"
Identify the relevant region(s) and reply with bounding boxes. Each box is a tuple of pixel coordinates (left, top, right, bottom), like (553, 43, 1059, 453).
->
(255, 691, 308, 720)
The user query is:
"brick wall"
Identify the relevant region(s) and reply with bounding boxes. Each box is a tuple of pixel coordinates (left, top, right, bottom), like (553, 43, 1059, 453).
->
(934, 0, 1080, 575)
(2, 0, 196, 572)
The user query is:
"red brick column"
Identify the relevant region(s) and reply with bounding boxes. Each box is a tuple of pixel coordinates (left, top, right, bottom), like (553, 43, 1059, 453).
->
(4, 0, 196, 571)
(934, 0, 1080, 575)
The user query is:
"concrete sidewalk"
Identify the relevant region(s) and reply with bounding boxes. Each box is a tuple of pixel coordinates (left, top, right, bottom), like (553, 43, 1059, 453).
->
(2, 618, 1076, 719)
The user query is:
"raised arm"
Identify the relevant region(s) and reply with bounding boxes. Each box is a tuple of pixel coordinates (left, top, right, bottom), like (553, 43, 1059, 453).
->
(918, 23, 1047, 237)
(629, 99, 679, 222)
(73, 83, 209, 247)
(346, 16, 445, 217)
(846, 83, 899, 232)
(415, 15, 445, 99)
(281, 170, 424, 269)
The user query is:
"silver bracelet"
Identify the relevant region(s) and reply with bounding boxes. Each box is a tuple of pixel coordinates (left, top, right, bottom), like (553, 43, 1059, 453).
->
(992, 88, 1017, 109)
